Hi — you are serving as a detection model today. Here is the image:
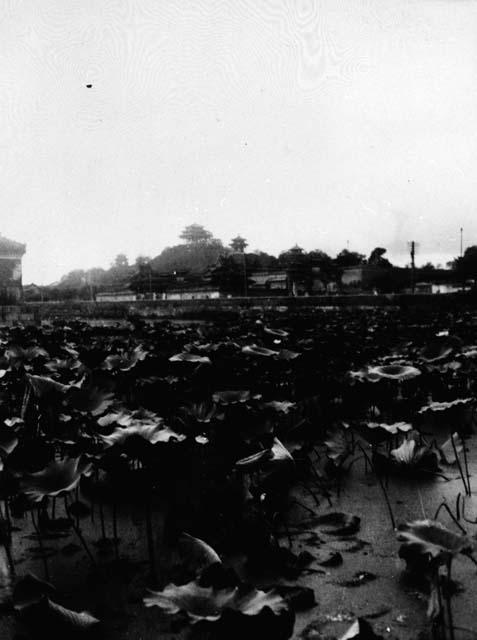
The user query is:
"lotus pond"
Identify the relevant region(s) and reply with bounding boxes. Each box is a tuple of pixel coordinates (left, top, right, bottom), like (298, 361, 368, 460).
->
(0, 307, 477, 639)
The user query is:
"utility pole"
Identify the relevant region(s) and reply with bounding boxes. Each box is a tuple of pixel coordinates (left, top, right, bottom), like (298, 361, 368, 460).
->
(243, 252, 248, 297)
(410, 241, 416, 294)
(460, 227, 463, 258)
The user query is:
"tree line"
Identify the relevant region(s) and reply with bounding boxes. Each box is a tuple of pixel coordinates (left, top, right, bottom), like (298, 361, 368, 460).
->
(24, 224, 471, 300)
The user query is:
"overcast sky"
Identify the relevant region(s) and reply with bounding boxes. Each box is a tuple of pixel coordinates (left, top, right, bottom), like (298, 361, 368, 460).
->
(2, 0, 477, 284)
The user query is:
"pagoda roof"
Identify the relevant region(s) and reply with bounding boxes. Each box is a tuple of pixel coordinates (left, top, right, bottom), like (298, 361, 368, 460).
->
(0, 234, 26, 255)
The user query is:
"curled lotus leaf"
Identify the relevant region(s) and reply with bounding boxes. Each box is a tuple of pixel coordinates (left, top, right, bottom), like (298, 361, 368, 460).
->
(19, 597, 100, 633)
(276, 349, 300, 361)
(102, 345, 148, 371)
(241, 345, 279, 357)
(176, 533, 221, 576)
(21, 457, 93, 502)
(4, 417, 23, 428)
(419, 336, 462, 363)
(366, 364, 421, 381)
(339, 618, 383, 640)
(97, 410, 133, 428)
(144, 580, 288, 622)
(0, 427, 19, 455)
(180, 401, 223, 423)
(169, 353, 211, 364)
(100, 423, 186, 448)
(396, 519, 474, 562)
(263, 327, 289, 338)
(213, 390, 252, 405)
(349, 368, 382, 383)
(66, 380, 115, 416)
(0, 427, 19, 469)
(418, 397, 474, 414)
(6, 346, 49, 363)
(44, 358, 81, 374)
(235, 449, 272, 469)
(324, 430, 352, 466)
(390, 439, 438, 469)
(363, 421, 413, 436)
(438, 433, 464, 465)
(460, 346, 477, 359)
(235, 438, 294, 471)
(13, 573, 56, 611)
(262, 400, 295, 413)
(27, 375, 71, 399)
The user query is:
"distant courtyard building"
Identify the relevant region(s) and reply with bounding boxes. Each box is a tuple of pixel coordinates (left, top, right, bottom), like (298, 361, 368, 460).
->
(162, 284, 222, 300)
(96, 288, 137, 302)
(341, 265, 392, 291)
(0, 234, 26, 303)
(249, 270, 289, 295)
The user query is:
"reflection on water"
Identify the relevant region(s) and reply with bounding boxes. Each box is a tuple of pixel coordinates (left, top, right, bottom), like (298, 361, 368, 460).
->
(0, 548, 12, 605)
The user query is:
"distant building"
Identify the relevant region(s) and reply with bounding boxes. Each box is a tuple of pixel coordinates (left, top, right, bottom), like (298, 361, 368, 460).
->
(431, 283, 461, 295)
(341, 265, 390, 289)
(96, 289, 137, 302)
(249, 270, 289, 294)
(162, 285, 221, 300)
(0, 234, 26, 303)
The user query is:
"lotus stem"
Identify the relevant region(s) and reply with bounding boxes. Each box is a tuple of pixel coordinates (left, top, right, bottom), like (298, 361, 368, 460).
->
(456, 493, 461, 521)
(4, 537, 15, 579)
(272, 512, 293, 549)
(445, 559, 456, 640)
(291, 499, 315, 516)
(112, 502, 119, 561)
(31, 508, 49, 582)
(145, 499, 156, 583)
(461, 434, 471, 495)
(0, 505, 14, 578)
(99, 499, 106, 540)
(434, 502, 467, 534)
(299, 482, 320, 507)
(358, 443, 395, 529)
(460, 495, 477, 526)
(64, 494, 96, 565)
(434, 574, 445, 640)
(451, 434, 470, 495)
(75, 487, 80, 527)
(3, 500, 11, 532)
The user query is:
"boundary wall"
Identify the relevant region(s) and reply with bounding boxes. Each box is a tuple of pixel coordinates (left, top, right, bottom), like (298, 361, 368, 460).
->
(0, 292, 471, 324)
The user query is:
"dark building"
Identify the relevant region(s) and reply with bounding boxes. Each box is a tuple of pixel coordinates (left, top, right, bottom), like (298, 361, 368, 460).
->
(0, 234, 26, 303)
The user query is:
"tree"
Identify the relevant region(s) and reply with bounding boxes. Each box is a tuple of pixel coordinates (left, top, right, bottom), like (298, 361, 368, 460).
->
(452, 246, 477, 281)
(308, 249, 335, 280)
(230, 236, 248, 253)
(135, 255, 151, 268)
(279, 246, 312, 295)
(179, 224, 214, 245)
(151, 239, 226, 274)
(113, 253, 129, 269)
(368, 247, 392, 267)
(59, 269, 86, 288)
(335, 249, 366, 268)
(210, 255, 250, 295)
(246, 251, 279, 270)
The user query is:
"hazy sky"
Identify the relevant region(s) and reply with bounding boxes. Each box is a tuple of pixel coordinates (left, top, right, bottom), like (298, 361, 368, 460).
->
(2, 0, 477, 284)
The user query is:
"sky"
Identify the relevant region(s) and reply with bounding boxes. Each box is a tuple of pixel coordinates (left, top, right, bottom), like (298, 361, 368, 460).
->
(2, 0, 477, 284)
